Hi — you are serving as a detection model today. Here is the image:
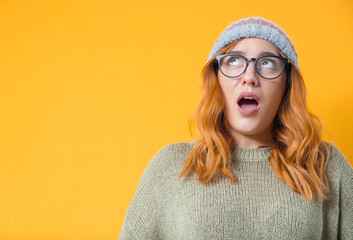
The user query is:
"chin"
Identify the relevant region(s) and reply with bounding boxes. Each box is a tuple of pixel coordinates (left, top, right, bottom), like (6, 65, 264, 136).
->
(228, 119, 270, 137)
(229, 125, 262, 136)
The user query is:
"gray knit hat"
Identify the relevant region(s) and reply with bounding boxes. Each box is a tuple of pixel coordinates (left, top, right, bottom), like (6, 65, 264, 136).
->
(207, 17, 298, 68)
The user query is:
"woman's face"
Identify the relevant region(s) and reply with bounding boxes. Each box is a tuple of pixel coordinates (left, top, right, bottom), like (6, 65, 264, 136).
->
(217, 38, 287, 148)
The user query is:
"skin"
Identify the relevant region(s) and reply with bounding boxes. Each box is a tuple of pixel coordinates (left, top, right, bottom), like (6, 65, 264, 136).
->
(217, 38, 287, 148)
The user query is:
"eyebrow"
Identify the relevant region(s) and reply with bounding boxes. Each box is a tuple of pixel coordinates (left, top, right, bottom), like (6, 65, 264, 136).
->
(227, 50, 280, 57)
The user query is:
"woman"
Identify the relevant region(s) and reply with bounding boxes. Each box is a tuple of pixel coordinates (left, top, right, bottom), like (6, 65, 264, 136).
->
(119, 17, 353, 239)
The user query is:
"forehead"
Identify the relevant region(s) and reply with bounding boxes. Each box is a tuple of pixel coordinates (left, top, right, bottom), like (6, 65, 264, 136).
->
(227, 38, 280, 55)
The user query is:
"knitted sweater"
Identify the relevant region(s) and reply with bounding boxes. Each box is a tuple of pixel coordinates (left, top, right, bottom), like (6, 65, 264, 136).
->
(119, 142, 353, 240)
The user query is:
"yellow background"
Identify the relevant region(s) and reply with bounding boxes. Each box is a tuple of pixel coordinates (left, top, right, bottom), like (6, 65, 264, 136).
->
(1, 0, 352, 239)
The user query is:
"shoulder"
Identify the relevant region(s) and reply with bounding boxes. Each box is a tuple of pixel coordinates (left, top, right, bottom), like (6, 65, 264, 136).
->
(143, 141, 196, 178)
(323, 141, 353, 181)
(324, 141, 351, 168)
(325, 141, 347, 162)
(155, 141, 196, 157)
(321, 142, 353, 239)
(152, 141, 196, 166)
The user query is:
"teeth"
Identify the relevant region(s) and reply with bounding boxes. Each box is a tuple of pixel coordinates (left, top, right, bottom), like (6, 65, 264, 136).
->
(243, 97, 254, 100)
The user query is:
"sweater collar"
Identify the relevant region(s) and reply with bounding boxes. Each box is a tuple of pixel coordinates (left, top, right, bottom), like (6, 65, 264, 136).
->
(230, 146, 272, 161)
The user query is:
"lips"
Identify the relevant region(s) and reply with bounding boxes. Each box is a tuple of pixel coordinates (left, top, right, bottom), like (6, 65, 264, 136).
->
(237, 92, 260, 116)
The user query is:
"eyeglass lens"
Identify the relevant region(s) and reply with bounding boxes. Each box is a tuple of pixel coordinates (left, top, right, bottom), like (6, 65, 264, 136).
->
(219, 55, 285, 79)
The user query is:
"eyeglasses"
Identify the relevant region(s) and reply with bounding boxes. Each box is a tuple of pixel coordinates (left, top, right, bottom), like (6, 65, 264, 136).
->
(214, 54, 289, 79)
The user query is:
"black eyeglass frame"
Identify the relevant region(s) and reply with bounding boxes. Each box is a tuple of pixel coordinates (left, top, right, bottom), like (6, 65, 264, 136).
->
(214, 54, 289, 80)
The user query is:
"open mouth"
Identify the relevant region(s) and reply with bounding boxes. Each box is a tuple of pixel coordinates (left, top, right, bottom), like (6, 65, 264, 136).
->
(237, 96, 260, 116)
(238, 97, 259, 109)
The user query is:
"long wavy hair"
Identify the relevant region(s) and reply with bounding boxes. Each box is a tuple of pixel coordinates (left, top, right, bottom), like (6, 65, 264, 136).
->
(177, 40, 331, 202)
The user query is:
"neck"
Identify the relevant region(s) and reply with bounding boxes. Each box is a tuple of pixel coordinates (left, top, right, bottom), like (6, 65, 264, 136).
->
(229, 126, 273, 149)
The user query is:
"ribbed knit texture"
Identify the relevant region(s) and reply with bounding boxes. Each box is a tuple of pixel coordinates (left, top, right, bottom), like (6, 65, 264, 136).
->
(119, 142, 353, 240)
(207, 17, 299, 68)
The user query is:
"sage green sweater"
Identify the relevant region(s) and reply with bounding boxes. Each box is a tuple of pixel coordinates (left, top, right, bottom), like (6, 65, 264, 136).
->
(119, 142, 353, 240)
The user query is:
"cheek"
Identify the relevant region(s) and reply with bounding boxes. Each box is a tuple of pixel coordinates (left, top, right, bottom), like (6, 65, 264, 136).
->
(264, 82, 286, 113)
(218, 73, 237, 102)
(218, 80, 236, 112)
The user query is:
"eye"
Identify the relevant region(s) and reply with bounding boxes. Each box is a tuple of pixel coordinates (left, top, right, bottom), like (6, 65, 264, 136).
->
(258, 58, 276, 69)
(227, 56, 242, 66)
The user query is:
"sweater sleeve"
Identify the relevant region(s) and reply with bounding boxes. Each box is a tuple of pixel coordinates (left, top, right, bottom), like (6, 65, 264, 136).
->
(119, 145, 171, 240)
(338, 152, 353, 240)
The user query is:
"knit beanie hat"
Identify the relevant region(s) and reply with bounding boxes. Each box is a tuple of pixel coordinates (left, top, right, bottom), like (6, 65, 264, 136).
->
(207, 17, 298, 68)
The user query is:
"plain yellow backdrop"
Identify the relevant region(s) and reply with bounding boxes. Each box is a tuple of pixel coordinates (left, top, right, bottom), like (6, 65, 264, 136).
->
(0, 0, 352, 239)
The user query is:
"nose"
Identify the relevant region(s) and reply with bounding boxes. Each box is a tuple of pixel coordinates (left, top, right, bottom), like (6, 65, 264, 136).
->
(241, 60, 259, 87)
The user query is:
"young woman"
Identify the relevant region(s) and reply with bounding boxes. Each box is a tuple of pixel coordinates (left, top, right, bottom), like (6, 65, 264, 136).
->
(119, 17, 353, 239)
